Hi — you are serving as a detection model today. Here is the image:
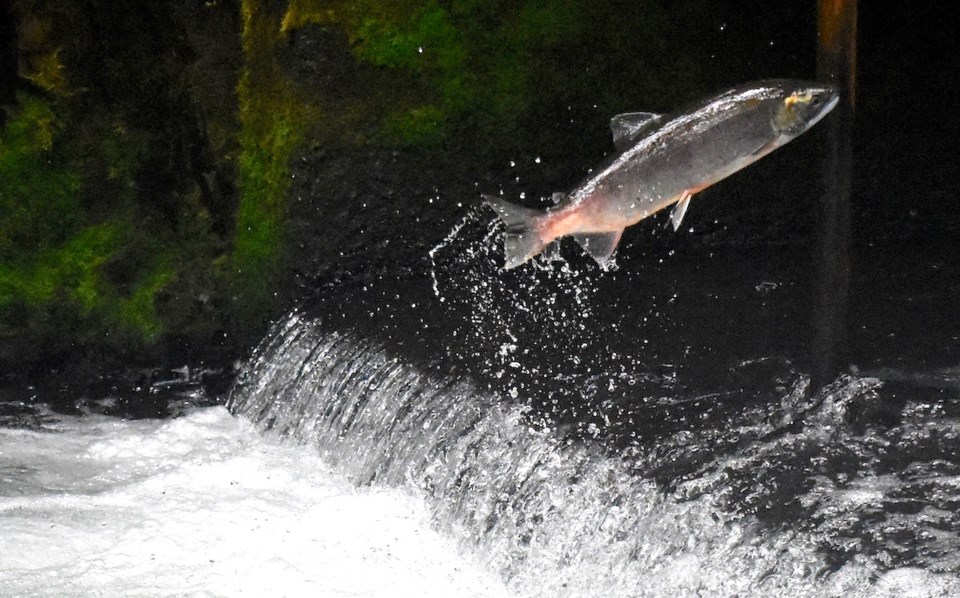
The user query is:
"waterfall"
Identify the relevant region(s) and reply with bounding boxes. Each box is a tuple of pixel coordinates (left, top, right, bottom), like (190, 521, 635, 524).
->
(226, 312, 937, 597)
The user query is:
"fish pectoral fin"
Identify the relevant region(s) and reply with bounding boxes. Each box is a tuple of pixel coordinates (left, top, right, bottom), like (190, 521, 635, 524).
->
(750, 138, 778, 156)
(670, 192, 693, 231)
(573, 230, 623, 268)
(610, 112, 662, 152)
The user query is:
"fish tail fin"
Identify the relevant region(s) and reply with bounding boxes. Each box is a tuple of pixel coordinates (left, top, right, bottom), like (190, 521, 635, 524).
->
(483, 195, 548, 269)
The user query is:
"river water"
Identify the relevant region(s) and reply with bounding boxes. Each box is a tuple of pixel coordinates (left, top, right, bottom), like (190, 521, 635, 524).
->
(2, 212, 958, 596)
(2, 321, 958, 596)
(0, 404, 510, 597)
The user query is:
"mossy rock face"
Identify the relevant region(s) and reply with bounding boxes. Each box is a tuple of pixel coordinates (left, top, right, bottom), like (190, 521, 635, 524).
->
(250, 0, 715, 292)
(0, 96, 79, 257)
(2, 2, 242, 382)
(2, 0, 831, 392)
(273, 0, 719, 155)
(279, 25, 358, 98)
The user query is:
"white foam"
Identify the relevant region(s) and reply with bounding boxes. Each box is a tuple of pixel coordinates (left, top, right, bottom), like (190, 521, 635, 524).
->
(226, 321, 960, 598)
(0, 407, 512, 598)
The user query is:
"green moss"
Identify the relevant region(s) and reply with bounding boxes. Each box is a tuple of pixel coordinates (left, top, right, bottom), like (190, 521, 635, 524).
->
(22, 48, 68, 94)
(234, 0, 319, 316)
(354, 17, 420, 69)
(1, 95, 179, 352)
(1, 2, 253, 370)
(354, 4, 464, 73)
(0, 220, 174, 343)
(349, 3, 469, 145)
(68, 224, 130, 311)
(116, 258, 176, 342)
(274, 1, 585, 148)
(2, 94, 58, 151)
(514, 0, 582, 45)
(0, 95, 81, 259)
(384, 104, 447, 147)
(276, 0, 708, 154)
(0, 95, 83, 311)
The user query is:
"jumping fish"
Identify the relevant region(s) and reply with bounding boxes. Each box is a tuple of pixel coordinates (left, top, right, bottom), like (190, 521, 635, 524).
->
(484, 80, 839, 269)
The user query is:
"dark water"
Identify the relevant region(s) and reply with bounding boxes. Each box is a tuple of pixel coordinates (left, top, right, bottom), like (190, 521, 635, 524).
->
(228, 209, 960, 595)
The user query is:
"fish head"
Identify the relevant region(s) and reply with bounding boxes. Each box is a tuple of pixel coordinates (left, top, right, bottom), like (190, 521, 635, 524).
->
(769, 83, 840, 139)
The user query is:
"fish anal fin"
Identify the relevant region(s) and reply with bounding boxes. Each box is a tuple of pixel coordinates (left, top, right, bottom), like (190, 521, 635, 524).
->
(610, 112, 662, 152)
(670, 191, 694, 231)
(573, 230, 623, 268)
(670, 183, 710, 230)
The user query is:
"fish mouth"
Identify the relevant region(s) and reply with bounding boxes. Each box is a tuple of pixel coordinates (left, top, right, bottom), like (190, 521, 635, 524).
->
(804, 94, 840, 131)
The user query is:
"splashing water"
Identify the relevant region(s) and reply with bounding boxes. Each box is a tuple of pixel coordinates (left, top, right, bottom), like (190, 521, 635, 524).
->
(424, 201, 660, 424)
(428, 205, 491, 301)
(228, 314, 960, 597)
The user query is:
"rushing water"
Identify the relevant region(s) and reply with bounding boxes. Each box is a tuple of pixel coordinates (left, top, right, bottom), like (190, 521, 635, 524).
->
(0, 403, 510, 597)
(2, 208, 958, 596)
(2, 313, 958, 596)
(226, 314, 960, 597)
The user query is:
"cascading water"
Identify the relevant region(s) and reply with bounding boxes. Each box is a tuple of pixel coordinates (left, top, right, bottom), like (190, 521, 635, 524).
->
(228, 313, 960, 597)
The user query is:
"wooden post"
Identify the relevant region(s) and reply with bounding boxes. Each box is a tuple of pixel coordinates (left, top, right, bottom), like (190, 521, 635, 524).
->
(812, 0, 857, 389)
(0, 0, 17, 117)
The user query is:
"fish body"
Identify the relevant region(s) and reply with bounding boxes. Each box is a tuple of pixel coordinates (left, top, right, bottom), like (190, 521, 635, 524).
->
(485, 79, 839, 269)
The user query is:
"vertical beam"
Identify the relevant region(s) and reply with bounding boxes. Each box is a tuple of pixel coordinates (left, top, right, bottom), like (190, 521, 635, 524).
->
(812, 0, 857, 389)
(0, 0, 17, 116)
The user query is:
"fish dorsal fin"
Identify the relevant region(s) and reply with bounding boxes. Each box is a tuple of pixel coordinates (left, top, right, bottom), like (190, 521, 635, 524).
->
(610, 112, 662, 152)
(573, 230, 623, 268)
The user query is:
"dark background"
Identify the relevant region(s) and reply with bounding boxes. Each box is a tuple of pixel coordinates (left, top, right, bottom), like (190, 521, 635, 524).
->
(1, 1, 957, 410)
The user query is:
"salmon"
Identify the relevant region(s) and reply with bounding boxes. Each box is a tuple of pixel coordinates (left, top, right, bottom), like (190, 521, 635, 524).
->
(485, 80, 839, 269)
